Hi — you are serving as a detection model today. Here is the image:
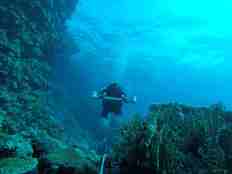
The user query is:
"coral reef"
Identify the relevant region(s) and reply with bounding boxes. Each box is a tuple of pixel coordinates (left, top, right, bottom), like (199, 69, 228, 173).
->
(0, 134, 33, 158)
(0, 0, 78, 138)
(0, 157, 38, 174)
(0, 129, 99, 174)
(112, 103, 232, 174)
(40, 148, 99, 174)
(3, 0, 231, 174)
(0, 0, 99, 174)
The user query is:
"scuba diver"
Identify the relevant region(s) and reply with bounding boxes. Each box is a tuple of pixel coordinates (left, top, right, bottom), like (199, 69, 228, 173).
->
(92, 82, 136, 118)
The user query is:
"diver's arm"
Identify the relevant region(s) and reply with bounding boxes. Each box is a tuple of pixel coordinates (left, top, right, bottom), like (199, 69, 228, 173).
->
(92, 88, 106, 99)
(122, 94, 136, 104)
(97, 88, 107, 98)
(121, 94, 129, 103)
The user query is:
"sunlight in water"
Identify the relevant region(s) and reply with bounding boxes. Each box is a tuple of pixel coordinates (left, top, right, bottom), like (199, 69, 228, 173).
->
(70, 0, 232, 71)
(65, 0, 232, 109)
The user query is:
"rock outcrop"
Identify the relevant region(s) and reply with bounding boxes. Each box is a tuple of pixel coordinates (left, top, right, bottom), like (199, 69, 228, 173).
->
(40, 148, 99, 174)
(112, 103, 232, 174)
(0, 0, 78, 138)
(0, 1, 99, 173)
(0, 157, 38, 174)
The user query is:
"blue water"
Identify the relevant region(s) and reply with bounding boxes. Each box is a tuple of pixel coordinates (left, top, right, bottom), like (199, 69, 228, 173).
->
(59, 0, 232, 124)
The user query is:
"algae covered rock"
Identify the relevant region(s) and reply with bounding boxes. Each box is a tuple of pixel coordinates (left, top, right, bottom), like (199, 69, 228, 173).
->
(41, 148, 99, 174)
(112, 103, 232, 174)
(218, 126, 232, 155)
(0, 157, 38, 174)
(0, 0, 99, 173)
(0, 134, 33, 158)
(0, 110, 5, 131)
(29, 130, 68, 157)
(0, 0, 78, 144)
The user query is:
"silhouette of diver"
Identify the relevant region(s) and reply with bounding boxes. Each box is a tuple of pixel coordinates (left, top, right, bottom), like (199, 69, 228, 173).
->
(93, 82, 136, 118)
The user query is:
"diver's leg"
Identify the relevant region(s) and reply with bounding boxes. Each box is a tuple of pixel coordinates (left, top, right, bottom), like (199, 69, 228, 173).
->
(111, 114, 123, 128)
(114, 109, 122, 115)
(101, 101, 110, 118)
(100, 103, 111, 128)
(100, 110, 110, 128)
(114, 103, 123, 115)
(101, 108, 109, 118)
(110, 104, 123, 128)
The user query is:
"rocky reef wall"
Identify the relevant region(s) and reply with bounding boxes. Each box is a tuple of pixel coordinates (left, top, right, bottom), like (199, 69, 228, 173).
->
(113, 103, 232, 174)
(0, 1, 100, 173)
(0, 0, 78, 139)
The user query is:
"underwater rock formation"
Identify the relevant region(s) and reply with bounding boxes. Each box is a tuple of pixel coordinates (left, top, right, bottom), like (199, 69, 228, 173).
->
(0, 0, 78, 138)
(0, 0, 99, 173)
(40, 148, 99, 174)
(112, 103, 232, 174)
(0, 157, 38, 174)
(0, 134, 33, 158)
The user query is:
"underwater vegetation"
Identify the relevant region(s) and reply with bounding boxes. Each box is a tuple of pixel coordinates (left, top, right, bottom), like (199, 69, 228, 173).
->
(0, 0, 79, 138)
(1, 0, 232, 174)
(0, 0, 99, 173)
(112, 103, 232, 174)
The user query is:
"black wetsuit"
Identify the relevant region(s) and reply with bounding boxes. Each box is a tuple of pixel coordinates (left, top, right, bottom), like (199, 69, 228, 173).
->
(100, 84, 126, 118)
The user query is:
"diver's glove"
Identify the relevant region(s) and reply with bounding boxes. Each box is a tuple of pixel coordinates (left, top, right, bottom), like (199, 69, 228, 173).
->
(122, 95, 137, 103)
(132, 96, 137, 103)
(92, 91, 98, 98)
(92, 91, 106, 99)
